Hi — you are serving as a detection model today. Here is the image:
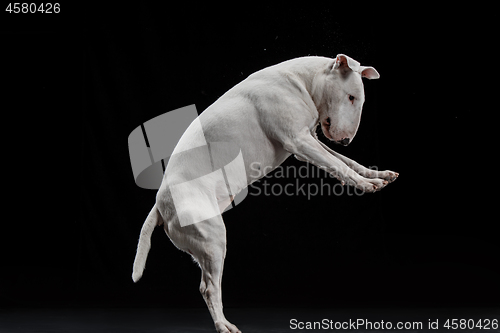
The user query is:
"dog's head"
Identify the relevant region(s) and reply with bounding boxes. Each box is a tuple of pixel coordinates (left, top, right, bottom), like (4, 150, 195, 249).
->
(315, 54, 379, 145)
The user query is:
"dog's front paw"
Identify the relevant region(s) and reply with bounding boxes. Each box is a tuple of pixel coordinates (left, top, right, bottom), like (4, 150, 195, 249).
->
(356, 177, 388, 193)
(377, 170, 399, 183)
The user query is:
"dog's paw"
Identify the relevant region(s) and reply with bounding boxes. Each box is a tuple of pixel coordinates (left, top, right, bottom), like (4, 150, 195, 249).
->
(356, 177, 388, 193)
(377, 170, 399, 183)
(215, 320, 242, 333)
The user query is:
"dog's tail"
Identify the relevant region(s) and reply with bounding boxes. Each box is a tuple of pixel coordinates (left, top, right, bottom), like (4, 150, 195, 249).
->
(132, 204, 163, 282)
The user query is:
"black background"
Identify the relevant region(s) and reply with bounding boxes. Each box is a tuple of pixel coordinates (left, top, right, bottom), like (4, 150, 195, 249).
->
(1, 3, 498, 312)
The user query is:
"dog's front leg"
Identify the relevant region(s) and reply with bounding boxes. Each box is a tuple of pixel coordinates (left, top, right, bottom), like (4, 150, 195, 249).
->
(315, 139, 398, 183)
(284, 130, 387, 192)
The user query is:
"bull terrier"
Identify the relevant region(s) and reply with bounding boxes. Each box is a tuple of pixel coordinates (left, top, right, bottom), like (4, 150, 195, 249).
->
(132, 54, 398, 333)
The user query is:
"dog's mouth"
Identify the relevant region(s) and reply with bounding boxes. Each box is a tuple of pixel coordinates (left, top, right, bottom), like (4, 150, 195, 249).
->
(321, 117, 333, 140)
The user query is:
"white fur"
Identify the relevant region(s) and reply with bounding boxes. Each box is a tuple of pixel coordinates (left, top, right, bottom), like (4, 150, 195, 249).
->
(132, 55, 398, 333)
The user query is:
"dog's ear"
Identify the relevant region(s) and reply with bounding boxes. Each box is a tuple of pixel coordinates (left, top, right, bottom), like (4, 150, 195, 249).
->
(333, 54, 360, 72)
(359, 66, 380, 80)
(333, 54, 380, 79)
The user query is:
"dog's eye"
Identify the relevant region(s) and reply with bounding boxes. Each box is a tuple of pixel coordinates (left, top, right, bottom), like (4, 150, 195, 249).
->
(325, 117, 331, 126)
(348, 95, 355, 102)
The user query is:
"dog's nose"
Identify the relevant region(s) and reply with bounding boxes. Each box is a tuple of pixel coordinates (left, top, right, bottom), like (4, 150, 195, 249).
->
(339, 138, 350, 146)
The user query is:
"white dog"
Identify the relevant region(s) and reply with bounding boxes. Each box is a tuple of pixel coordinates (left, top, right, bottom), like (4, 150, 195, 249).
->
(132, 54, 398, 333)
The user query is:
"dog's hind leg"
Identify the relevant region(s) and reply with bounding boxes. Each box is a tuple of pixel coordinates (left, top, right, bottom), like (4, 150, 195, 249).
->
(188, 216, 241, 333)
(158, 182, 241, 332)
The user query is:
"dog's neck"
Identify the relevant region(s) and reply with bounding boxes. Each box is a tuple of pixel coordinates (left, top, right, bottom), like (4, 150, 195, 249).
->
(283, 56, 335, 119)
